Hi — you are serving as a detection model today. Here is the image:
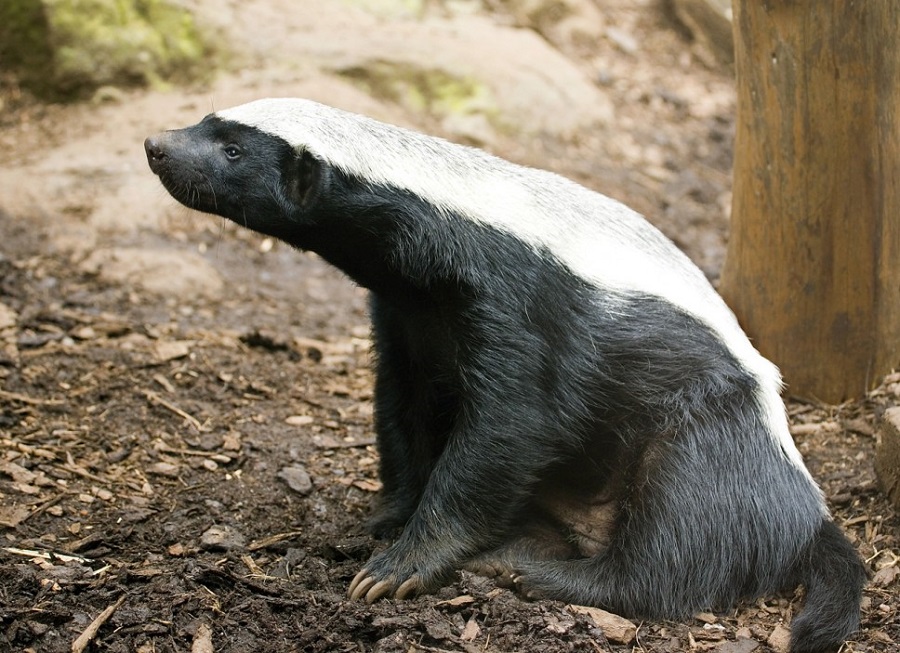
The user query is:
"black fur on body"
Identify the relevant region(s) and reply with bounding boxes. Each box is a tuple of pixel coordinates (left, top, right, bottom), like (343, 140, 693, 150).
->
(145, 99, 865, 653)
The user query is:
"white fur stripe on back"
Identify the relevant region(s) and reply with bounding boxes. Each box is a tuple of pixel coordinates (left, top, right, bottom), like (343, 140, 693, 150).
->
(217, 98, 817, 486)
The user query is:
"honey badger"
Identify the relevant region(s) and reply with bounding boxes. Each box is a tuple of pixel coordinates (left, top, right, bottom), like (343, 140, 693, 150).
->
(145, 98, 865, 653)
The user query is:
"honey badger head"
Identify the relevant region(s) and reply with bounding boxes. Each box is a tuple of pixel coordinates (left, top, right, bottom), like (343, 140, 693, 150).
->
(145, 111, 327, 240)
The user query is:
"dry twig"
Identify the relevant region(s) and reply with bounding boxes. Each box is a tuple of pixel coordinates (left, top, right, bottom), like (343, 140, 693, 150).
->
(0, 388, 65, 406)
(71, 594, 125, 653)
(142, 389, 204, 430)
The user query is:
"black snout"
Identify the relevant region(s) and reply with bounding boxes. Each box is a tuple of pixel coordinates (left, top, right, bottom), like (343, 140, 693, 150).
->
(144, 135, 167, 173)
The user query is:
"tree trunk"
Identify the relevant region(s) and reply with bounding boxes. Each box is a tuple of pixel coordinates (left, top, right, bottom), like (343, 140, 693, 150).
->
(720, 1, 900, 403)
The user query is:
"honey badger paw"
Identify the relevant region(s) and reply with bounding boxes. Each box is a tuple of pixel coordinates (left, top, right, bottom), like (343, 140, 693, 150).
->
(348, 567, 425, 603)
(347, 542, 453, 603)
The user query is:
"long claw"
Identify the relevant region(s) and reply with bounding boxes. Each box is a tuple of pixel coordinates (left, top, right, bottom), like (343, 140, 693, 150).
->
(349, 570, 376, 600)
(365, 579, 394, 603)
(394, 577, 420, 600)
(348, 568, 368, 597)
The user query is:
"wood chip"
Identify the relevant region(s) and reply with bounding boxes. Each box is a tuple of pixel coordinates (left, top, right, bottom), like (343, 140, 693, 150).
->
(460, 615, 481, 641)
(191, 623, 214, 653)
(0, 506, 31, 528)
(568, 605, 637, 644)
(352, 479, 382, 492)
(767, 624, 791, 653)
(873, 565, 899, 587)
(148, 462, 181, 477)
(437, 595, 476, 607)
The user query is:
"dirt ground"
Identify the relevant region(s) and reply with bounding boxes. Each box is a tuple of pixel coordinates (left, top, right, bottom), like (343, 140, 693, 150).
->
(1, 3, 898, 652)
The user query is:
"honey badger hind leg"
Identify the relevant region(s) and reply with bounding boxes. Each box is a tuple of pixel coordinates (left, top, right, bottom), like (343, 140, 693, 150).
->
(463, 521, 580, 589)
(464, 497, 617, 591)
(510, 464, 864, 653)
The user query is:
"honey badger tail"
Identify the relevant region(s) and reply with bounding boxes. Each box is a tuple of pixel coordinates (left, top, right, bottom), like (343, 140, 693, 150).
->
(789, 519, 866, 653)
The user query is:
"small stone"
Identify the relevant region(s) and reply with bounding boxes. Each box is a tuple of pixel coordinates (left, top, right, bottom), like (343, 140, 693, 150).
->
(715, 638, 759, 653)
(197, 432, 224, 451)
(222, 433, 242, 451)
(200, 525, 246, 551)
(278, 466, 313, 495)
(285, 415, 314, 426)
(70, 326, 97, 340)
(0, 303, 17, 330)
(95, 488, 114, 501)
(153, 340, 192, 362)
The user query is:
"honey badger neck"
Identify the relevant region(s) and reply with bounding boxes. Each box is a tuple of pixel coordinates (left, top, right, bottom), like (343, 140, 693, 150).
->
(146, 115, 530, 298)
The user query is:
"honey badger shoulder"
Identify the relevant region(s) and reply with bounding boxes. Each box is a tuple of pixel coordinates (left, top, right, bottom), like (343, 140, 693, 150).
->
(145, 98, 865, 653)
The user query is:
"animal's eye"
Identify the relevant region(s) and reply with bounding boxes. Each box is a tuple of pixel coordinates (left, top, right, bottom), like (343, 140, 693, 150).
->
(223, 144, 242, 160)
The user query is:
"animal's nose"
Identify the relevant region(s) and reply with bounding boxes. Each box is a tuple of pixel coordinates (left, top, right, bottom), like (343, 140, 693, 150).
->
(144, 135, 167, 169)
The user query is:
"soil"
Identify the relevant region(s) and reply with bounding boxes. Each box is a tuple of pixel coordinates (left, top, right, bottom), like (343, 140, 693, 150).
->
(1, 3, 898, 653)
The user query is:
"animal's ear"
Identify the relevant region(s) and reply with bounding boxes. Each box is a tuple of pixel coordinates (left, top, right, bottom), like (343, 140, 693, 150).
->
(287, 149, 326, 210)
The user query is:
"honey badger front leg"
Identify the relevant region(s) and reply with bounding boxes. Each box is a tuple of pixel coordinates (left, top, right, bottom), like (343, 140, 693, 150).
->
(348, 325, 572, 602)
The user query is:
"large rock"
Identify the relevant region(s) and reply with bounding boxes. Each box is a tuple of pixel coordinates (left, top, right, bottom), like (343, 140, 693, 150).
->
(0, 0, 221, 98)
(876, 407, 900, 510)
(490, 0, 607, 55)
(287, 11, 615, 141)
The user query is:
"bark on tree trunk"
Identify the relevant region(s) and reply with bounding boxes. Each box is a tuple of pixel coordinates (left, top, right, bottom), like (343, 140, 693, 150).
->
(720, 1, 900, 402)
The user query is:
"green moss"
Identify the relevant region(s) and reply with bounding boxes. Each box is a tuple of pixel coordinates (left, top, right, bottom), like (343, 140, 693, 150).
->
(338, 61, 498, 125)
(0, 1, 54, 77)
(2, 0, 223, 100)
